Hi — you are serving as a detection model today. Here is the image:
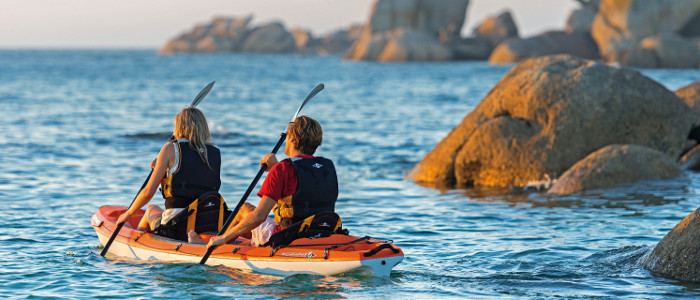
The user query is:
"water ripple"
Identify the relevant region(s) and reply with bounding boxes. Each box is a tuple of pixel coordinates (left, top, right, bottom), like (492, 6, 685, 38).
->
(2, 50, 700, 298)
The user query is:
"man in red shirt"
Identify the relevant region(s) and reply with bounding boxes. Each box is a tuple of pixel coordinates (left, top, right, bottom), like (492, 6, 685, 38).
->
(207, 116, 338, 247)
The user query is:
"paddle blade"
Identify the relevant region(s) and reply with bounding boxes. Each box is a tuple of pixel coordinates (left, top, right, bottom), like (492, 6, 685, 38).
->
(191, 81, 215, 107)
(291, 83, 324, 121)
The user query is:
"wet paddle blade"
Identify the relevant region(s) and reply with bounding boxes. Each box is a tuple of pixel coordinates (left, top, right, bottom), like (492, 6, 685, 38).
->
(191, 81, 215, 107)
(291, 83, 324, 122)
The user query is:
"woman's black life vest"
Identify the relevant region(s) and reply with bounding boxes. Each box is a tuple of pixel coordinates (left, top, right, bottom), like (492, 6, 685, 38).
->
(273, 157, 339, 228)
(161, 140, 221, 209)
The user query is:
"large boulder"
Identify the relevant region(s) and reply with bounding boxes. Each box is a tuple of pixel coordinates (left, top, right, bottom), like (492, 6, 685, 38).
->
(159, 16, 252, 54)
(344, 0, 469, 61)
(376, 28, 453, 61)
(676, 81, 700, 169)
(159, 16, 300, 55)
(489, 31, 600, 63)
(547, 144, 681, 194)
(565, 5, 597, 35)
(450, 37, 494, 60)
(367, 0, 468, 38)
(644, 206, 700, 282)
(473, 10, 519, 47)
(317, 25, 364, 54)
(239, 23, 297, 53)
(621, 33, 700, 68)
(591, 0, 700, 63)
(291, 28, 320, 54)
(408, 55, 694, 187)
(675, 80, 700, 118)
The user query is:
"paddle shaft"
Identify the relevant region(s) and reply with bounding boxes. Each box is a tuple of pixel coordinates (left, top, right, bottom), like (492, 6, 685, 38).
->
(199, 83, 323, 265)
(198, 134, 286, 264)
(99, 81, 214, 257)
(99, 170, 152, 256)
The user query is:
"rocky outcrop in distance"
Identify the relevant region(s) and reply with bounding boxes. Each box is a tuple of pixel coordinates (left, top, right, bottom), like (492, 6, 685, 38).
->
(343, 0, 470, 62)
(407, 55, 696, 190)
(486, 0, 700, 68)
(158, 15, 363, 55)
(157, 0, 700, 68)
(592, 0, 700, 68)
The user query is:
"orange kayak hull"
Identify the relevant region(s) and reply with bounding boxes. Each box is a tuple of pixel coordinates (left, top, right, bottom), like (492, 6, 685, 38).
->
(92, 205, 403, 276)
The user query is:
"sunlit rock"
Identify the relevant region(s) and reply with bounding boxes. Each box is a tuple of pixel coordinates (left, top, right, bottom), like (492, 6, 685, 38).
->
(621, 33, 700, 69)
(644, 206, 700, 282)
(290, 28, 317, 54)
(317, 25, 364, 54)
(489, 31, 600, 63)
(344, 0, 469, 61)
(159, 16, 252, 55)
(473, 10, 519, 47)
(377, 28, 453, 62)
(565, 2, 597, 35)
(675, 80, 700, 119)
(408, 55, 694, 188)
(239, 22, 297, 53)
(591, 0, 700, 64)
(547, 144, 681, 194)
(680, 144, 700, 170)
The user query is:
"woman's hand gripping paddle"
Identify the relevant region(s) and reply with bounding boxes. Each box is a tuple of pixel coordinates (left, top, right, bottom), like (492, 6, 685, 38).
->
(198, 83, 324, 265)
(99, 81, 215, 257)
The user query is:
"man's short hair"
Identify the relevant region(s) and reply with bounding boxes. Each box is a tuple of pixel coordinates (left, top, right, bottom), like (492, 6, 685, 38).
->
(288, 116, 322, 155)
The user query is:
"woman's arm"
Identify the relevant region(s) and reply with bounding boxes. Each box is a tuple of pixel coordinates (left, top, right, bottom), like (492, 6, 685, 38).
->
(116, 142, 174, 224)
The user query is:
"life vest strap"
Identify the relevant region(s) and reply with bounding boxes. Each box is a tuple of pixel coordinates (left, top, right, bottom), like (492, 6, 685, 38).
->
(264, 211, 346, 248)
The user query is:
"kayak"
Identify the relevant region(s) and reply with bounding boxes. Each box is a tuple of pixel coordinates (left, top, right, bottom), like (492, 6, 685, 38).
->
(91, 205, 404, 277)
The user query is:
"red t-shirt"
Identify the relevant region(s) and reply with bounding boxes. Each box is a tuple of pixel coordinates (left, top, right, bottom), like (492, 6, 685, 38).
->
(257, 155, 315, 202)
(257, 155, 315, 233)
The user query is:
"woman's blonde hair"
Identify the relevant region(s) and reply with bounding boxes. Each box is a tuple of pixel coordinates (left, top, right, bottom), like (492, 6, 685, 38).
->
(173, 106, 214, 169)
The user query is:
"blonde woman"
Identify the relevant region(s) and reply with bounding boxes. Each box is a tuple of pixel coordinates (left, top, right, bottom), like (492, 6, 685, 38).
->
(117, 106, 222, 241)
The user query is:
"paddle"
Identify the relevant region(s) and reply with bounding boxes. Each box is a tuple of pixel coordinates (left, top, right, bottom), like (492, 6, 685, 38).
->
(99, 81, 216, 257)
(198, 83, 324, 265)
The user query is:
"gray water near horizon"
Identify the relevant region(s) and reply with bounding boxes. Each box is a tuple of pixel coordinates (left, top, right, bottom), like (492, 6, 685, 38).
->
(2, 50, 700, 299)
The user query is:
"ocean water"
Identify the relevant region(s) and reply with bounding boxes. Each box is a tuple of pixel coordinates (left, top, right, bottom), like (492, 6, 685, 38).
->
(2, 49, 700, 299)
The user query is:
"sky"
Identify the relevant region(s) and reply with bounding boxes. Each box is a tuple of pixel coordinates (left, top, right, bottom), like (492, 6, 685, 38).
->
(0, 0, 579, 49)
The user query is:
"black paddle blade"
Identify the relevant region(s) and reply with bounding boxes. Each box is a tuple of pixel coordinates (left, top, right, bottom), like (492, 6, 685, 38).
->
(191, 81, 215, 107)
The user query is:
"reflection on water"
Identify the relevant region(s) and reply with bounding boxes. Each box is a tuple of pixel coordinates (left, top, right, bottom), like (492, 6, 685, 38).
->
(452, 177, 693, 209)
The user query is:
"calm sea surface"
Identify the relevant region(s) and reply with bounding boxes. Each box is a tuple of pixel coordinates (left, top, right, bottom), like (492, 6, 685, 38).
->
(2, 50, 700, 299)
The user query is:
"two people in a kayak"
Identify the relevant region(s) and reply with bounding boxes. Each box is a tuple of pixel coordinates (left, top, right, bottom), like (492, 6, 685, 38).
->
(117, 107, 338, 248)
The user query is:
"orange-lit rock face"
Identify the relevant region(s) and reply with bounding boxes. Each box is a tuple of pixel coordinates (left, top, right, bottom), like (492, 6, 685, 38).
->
(672, 210, 697, 233)
(408, 55, 694, 189)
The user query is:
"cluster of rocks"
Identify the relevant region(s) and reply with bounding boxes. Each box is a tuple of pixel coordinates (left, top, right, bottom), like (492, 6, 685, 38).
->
(346, 0, 700, 67)
(158, 0, 700, 68)
(407, 54, 699, 194)
(403, 54, 700, 282)
(158, 15, 363, 55)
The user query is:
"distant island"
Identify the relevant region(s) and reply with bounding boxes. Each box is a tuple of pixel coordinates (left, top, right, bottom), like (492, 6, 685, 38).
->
(159, 0, 700, 69)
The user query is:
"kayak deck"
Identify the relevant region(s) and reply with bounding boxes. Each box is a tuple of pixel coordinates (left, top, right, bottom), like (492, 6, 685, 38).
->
(92, 205, 403, 277)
